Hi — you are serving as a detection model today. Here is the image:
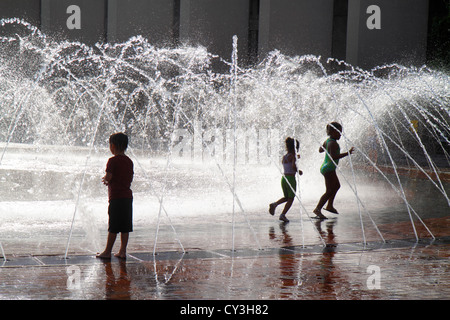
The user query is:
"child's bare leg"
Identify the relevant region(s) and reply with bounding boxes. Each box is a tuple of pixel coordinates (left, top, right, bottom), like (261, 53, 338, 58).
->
(281, 198, 294, 215)
(279, 198, 294, 222)
(314, 173, 336, 218)
(325, 192, 338, 212)
(274, 198, 288, 206)
(269, 197, 287, 215)
(314, 175, 332, 212)
(114, 232, 129, 259)
(97, 232, 117, 258)
(324, 172, 340, 213)
(315, 192, 330, 212)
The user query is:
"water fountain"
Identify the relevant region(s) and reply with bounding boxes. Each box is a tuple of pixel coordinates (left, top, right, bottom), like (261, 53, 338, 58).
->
(0, 19, 448, 262)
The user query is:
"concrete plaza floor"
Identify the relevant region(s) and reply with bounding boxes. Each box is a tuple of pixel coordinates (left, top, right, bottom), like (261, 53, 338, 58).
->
(1, 208, 449, 300)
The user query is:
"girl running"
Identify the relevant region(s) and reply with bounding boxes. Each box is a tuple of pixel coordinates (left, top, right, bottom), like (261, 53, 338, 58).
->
(313, 122, 354, 219)
(269, 137, 303, 223)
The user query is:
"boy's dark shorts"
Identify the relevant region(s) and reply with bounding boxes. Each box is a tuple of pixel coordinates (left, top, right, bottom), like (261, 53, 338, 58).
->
(108, 198, 133, 233)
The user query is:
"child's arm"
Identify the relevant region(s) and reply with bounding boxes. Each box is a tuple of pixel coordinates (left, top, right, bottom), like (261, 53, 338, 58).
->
(336, 147, 355, 159)
(319, 141, 326, 153)
(102, 172, 112, 185)
(291, 153, 303, 176)
(329, 142, 354, 160)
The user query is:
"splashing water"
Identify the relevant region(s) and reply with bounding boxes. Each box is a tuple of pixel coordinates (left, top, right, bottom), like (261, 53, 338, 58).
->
(0, 19, 449, 256)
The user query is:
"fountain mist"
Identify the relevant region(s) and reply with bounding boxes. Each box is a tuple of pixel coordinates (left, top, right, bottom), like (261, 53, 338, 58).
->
(0, 19, 448, 257)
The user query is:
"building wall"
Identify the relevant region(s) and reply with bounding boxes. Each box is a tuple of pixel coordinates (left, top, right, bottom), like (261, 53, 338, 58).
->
(107, 0, 177, 45)
(258, 0, 334, 58)
(0, 0, 431, 69)
(346, 0, 429, 69)
(0, 0, 40, 25)
(179, 0, 250, 68)
(41, 0, 107, 45)
(0, 0, 41, 38)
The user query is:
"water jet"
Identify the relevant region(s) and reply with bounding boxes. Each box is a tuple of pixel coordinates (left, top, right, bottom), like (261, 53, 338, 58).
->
(0, 19, 448, 259)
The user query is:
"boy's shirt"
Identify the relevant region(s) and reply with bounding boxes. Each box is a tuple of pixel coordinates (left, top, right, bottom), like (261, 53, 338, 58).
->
(106, 154, 134, 201)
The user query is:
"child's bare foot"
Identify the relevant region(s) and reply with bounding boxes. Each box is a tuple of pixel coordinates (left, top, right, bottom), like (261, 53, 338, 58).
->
(324, 207, 339, 214)
(313, 208, 328, 219)
(279, 213, 289, 223)
(269, 203, 276, 216)
(114, 252, 127, 259)
(96, 252, 111, 259)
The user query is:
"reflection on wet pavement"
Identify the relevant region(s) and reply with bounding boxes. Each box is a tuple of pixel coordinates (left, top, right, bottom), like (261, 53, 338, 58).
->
(1, 173, 449, 300)
(1, 220, 448, 300)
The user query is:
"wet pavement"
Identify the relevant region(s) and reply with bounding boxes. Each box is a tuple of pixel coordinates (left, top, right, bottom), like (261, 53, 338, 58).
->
(0, 155, 449, 301)
(1, 211, 449, 300)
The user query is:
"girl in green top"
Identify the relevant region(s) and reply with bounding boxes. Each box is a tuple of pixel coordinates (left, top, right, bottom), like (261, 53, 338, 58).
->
(313, 122, 354, 219)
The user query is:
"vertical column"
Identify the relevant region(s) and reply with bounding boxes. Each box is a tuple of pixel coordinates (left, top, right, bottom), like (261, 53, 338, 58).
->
(346, 0, 361, 66)
(106, 0, 118, 43)
(247, 0, 260, 65)
(331, 0, 349, 61)
(179, 0, 191, 43)
(257, 0, 270, 58)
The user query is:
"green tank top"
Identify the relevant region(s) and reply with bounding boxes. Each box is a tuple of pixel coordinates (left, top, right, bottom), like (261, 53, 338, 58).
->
(320, 138, 340, 175)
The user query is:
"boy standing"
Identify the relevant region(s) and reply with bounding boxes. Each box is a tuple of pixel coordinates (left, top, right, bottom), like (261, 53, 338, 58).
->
(97, 132, 134, 259)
